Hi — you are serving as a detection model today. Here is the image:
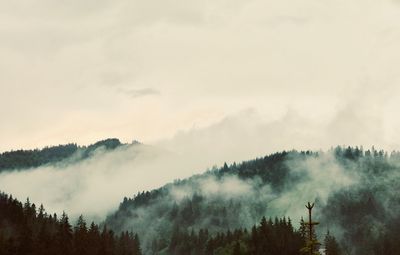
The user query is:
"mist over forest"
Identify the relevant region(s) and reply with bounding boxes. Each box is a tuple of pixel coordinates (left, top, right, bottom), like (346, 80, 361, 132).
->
(1, 140, 400, 254)
(3, 0, 400, 254)
(105, 146, 400, 254)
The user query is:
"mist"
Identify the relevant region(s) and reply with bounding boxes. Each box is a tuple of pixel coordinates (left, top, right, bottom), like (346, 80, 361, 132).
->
(2, 0, 400, 254)
(0, 105, 370, 222)
(0, 98, 397, 255)
(2, 0, 400, 153)
(1, 0, 400, 224)
(103, 149, 365, 253)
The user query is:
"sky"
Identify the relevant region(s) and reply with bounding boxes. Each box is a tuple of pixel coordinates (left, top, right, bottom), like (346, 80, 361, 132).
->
(2, 0, 400, 152)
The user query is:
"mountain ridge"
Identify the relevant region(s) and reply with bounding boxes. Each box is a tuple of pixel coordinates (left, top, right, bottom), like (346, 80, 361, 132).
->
(105, 146, 400, 254)
(0, 138, 136, 172)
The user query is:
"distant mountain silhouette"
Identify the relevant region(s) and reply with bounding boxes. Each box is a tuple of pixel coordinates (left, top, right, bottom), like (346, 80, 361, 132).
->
(0, 138, 133, 172)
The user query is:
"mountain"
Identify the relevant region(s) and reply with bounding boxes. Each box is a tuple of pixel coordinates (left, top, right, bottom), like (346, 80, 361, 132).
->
(105, 146, 400, 255)
(1, 143, 400, 254)
(0, 190, 311, 255)
(0, 138, 127, 172)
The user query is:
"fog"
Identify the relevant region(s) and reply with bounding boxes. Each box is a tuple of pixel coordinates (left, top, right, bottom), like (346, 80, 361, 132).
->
(103, 149, 361, 252)
(2, 1, 400, 254)
(2, 0, 400, 222)
(2, 0, 400, 152)
(0, 107, 367, 221)
(0, 105, 396, 254)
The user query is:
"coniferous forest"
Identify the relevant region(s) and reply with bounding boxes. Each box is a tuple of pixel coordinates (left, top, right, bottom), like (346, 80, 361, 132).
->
(0, 192, 141, 255)
(1, 190, 339, 255)
(2, 143, 400, 254)
(0, 138, 123, 172)
(3, 0, 399, 254)
(106, 146, 400, 254)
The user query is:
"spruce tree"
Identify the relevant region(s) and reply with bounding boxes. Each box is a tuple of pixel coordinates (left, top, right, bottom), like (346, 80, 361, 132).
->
(300, 202, 320, 255)
(324, 231, 341, 255)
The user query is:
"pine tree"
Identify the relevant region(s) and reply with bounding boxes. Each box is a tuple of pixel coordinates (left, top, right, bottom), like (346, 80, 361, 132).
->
(38, 204, 45, 220)
(233, 241, 241, 255)
(300, 202, 320, 255)
(324, 231, 341, 255)
(74, 215, 88, 255)
(299, 217, 307, 240)
(133, 233, 142, 255)
(55, 212, 73, 255)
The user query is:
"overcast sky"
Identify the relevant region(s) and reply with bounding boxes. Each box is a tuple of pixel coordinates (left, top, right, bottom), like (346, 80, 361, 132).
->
(2, 0, 400, 152)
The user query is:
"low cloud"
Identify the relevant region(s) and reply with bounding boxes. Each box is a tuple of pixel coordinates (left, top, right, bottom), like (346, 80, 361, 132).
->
(119, 87, 161, 98)
(0, 102, 385, 222)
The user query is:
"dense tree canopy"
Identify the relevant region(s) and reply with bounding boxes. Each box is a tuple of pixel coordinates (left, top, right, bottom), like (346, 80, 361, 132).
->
(107, 146, 400, 254)
(151, 216, 304, 255)
(0, 192, 141, 255)
(0, 138, 123, 172)
(3, 145, 400, 254)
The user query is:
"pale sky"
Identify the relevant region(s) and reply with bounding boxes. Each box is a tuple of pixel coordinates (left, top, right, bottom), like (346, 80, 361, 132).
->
(2, 0, 400, 152)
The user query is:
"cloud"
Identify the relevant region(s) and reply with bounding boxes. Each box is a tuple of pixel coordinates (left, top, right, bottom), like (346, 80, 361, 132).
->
(119, 87, 161, 99)
(0, 100, 390, 222)
(2, 0, 400, 152)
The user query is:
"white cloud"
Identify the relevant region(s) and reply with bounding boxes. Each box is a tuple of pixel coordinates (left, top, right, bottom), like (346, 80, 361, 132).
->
(2, 0, 400, 151)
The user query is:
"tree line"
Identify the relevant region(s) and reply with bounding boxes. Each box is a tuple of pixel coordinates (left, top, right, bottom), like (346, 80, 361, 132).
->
(151, 216, 341, 255)
(0, 192, 141, 255)
(0, 190, 343, 255)
(0, 138, 123, 172)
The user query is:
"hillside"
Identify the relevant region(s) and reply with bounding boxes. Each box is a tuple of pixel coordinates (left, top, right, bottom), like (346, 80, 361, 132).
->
(105, 147, 400, 255)
(1, 145, 400, 254)
(0, 138, 125, 172)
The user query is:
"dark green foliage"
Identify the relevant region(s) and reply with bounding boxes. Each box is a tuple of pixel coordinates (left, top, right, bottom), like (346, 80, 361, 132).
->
(0, 192, 141, 255)
(5, 145, 400, 254)
(106, 146, 400, 254)
(0, 143, 78, 171)
(324, 231, 341, 255)
(107, 151, 300, 234)
(0, 138, 124, 172)
(152, 216, 303, 255)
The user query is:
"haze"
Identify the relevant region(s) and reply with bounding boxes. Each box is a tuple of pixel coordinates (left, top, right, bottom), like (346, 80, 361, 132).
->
(2, 0, 400, 152)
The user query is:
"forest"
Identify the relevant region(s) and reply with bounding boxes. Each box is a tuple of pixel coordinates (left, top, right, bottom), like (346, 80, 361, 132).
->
(0, 192, 141, 255)
(0, 191, 341, 255)
(106, 146, 400, 254)
(2, 144, 400, 254)
(0, 138, 124, 172)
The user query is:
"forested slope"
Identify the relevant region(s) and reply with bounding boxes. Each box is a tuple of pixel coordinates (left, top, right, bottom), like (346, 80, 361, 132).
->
(0, 138, 125, 172)
(106, 147, 400, 255)
(2, 144, 400, 254)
